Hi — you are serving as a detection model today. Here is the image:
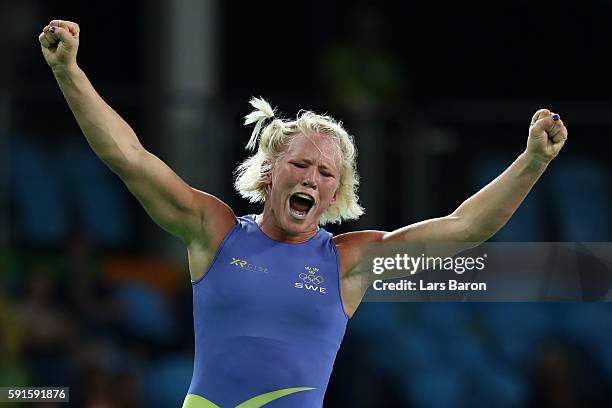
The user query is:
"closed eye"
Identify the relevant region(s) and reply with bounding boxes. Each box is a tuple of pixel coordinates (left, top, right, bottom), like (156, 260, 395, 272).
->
(291, 161, 334, 177)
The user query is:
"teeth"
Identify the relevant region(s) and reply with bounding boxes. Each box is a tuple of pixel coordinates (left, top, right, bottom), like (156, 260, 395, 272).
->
(290, 208, 307, 218)
(295, 193, 314, 203)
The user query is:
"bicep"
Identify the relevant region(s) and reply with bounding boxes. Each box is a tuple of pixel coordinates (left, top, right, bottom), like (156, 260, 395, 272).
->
(120, 150, 232, 243)
(338, 216, 475, 282)
(377, 216, 478, 277)
(381, 215, 471, 244)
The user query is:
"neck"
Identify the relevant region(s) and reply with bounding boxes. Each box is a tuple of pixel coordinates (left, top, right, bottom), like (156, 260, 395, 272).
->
(256, 208, 318, 244)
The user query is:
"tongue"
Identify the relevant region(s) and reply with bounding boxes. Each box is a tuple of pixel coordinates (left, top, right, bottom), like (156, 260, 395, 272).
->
(290, 198, 310, 213)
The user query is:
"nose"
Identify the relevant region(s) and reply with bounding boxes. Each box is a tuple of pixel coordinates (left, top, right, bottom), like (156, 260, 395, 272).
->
(301, 168, 317, 189)
(302, 179, 316, 189)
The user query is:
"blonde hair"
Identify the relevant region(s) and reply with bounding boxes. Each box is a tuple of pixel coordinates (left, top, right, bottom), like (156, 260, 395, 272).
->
(234, 97, 364, 225)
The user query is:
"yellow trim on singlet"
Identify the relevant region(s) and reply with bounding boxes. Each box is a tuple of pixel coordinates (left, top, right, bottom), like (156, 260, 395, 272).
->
(182, 387, 316, 408)
(182, 393, 220, 408)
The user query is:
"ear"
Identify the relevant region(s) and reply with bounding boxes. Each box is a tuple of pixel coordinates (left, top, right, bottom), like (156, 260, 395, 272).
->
(259, 160, 272, 195)
(261, 160, 272, 185)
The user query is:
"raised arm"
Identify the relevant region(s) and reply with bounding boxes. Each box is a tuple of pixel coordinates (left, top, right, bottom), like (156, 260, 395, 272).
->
(337, 109, 568, 286)
(382, 108, 567, 243)
(39, 19, 235, 246)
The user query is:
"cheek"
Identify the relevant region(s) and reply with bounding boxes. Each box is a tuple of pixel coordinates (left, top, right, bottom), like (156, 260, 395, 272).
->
(321, 180, 339, 200)
(273, 167, 295, 183)
(270, 168, 300, 197)
(285, 168, 303, 184)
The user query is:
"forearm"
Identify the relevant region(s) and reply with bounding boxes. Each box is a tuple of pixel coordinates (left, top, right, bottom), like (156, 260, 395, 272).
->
(452, 152, 548, 241)
(52, 65, 144, 174)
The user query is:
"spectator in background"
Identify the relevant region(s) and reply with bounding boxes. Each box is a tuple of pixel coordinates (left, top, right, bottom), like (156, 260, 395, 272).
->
(63, 228, 122, 338)
(19, 263, 77, 387)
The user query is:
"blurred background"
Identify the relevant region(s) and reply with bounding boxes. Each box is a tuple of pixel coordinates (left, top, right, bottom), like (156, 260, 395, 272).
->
(1, 0, 612, 406)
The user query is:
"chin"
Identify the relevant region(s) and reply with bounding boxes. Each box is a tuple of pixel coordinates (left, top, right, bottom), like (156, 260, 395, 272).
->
(282, 209, 318, 232)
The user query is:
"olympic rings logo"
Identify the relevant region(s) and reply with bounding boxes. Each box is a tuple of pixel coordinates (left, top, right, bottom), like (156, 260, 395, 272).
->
(299, 273, 324, 285)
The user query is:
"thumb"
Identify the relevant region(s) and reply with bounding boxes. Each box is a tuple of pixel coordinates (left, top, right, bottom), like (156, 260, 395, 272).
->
(531, 116, 556, 134)
(48, 24, 77, 50)
(530, 109, 559, 134)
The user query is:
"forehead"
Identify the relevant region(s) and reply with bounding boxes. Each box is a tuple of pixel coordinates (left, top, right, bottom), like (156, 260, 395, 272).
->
(284, 133, 341, 168)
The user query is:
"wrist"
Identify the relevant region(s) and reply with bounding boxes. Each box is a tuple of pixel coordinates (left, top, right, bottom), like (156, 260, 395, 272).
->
(520, 150, 550, 171)
(51, 63, 81, 80)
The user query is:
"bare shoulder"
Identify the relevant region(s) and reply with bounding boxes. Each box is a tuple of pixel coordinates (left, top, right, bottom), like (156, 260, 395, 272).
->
(190, 188, 237, 247)
(334, 230, 386, 318)
(334, 230, 385, 278)
(187, 190, 237, 281)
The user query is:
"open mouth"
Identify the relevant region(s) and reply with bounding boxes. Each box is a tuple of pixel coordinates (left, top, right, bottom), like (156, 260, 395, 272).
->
(289, 193, 315, 218)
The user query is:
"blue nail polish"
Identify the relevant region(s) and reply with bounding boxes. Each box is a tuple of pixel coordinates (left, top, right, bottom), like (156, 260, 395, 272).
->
(552, 114, 559, 121)
(50, 26, 56, 33)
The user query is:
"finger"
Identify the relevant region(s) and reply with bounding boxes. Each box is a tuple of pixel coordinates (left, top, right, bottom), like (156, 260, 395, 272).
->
(532, 115, 556, 134)
(547, 114, 567, 141)
(547, 118, 564, 136)
(47, 25, 77, 48)
(552, 129, 567, 144)
(38, 31, 51, 48)
(49, 19, 80, 38)
(41, 25, 56, 46)
(549, 122, 568, 144)
(549, 114, 564, 134)
(43, 30, 57, 46)
(548, 126, 562, 141)
(531, 108, 552, 126)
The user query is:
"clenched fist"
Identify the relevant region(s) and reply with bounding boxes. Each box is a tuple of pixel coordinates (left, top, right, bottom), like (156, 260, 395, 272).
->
(526, 108, 568, 164)
(38, 19, 80, 72)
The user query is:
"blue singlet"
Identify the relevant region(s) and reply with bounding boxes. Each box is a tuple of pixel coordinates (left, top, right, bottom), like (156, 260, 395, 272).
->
(184, 215, 348, 408)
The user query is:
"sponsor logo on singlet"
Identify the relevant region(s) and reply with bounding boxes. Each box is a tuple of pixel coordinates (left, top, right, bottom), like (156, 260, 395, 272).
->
(230, 257, 269, 274)
(294, 266, 327, 294)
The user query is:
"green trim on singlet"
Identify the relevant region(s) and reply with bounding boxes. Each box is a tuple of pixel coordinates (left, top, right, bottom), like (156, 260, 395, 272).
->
(182, 387, 316, 408)
(182, 394, 220, 408)
(235, 387, 315, 407)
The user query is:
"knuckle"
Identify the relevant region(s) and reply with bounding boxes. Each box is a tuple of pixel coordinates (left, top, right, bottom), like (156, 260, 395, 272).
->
(537, 108, 550, 117)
